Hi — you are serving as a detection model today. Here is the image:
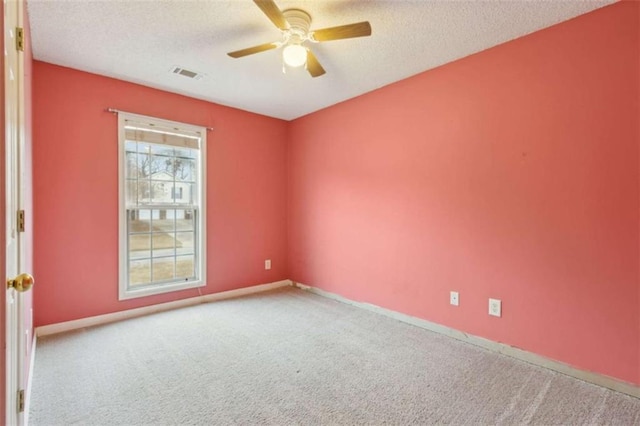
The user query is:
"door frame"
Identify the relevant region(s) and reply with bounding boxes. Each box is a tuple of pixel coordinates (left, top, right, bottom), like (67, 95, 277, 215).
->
(4, 0, 26, 424)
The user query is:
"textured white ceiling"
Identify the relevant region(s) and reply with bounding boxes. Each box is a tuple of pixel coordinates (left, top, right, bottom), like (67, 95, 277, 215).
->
(28, 0, 614, 121)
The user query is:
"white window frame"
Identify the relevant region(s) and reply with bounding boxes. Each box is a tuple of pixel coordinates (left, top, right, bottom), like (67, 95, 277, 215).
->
(118, 112, 207, 300)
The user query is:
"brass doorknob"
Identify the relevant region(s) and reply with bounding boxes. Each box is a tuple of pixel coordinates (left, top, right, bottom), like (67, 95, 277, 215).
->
(6, 273, 34, 292)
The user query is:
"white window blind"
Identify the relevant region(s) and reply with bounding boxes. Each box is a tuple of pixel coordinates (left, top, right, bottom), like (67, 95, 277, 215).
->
(124, 120, 201, 149)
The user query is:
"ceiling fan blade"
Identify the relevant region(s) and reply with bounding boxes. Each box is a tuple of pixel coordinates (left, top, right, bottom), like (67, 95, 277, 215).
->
(227, 42, 279, 58)
(306, 50, 326, 78)
(311, 21, 372, 42)
(253, 0, 289, 31)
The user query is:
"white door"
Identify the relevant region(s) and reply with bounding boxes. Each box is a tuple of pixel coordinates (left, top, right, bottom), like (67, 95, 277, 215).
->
(5, 0, 30, 424)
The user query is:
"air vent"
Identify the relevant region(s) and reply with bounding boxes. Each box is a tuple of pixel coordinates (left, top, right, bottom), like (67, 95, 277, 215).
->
(170, 66, 204, 80)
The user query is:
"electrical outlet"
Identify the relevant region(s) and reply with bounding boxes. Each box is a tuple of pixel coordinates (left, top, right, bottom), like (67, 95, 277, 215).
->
(450, 291, 459, 306)
(489, 298, 502, 317)
(264, 259, 271, 270)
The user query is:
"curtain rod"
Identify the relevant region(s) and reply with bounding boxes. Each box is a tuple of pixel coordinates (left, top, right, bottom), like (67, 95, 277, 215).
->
(105, 108, 214, 131)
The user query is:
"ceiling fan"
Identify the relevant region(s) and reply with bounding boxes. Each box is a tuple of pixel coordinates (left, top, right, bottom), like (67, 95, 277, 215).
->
(227, 0, 372, 77)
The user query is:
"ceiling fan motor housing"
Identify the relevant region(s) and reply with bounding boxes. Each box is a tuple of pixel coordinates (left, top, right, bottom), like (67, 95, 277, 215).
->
(283, 9, 312, 40)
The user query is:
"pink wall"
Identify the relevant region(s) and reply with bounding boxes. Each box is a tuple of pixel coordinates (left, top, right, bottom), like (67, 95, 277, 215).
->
(288, 2, 639, 385)
(33, 1, 639, 388)
(33, 62, 288, 325)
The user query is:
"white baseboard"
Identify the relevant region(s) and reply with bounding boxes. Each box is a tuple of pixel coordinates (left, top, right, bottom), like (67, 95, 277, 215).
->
(35, 280, 293, 337)
(293, 282, 640, 399)
(33, 278, 640, 399)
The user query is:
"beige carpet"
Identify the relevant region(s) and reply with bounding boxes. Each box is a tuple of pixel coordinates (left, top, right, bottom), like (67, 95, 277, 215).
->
(30, 287, 640, 425)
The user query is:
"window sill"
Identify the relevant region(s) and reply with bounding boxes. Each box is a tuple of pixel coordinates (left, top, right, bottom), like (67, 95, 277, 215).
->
(118, 279, 205, 301)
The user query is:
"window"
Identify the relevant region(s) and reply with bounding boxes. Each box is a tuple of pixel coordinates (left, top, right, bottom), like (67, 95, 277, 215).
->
(171, 186, 183, 200)
(118, 112, 206, 300)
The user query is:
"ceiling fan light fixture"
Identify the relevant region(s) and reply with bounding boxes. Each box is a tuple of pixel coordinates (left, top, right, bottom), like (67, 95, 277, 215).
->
(283, 44, 307, 67)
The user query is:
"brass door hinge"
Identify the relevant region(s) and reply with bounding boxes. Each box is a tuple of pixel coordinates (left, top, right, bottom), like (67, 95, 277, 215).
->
(17, 210, 25, 233)
(16, 27, 24, 52)
(18, 389, 24, 412)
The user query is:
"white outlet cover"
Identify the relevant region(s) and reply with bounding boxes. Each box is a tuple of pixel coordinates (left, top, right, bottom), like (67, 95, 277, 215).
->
(265, 259, 271, 270)
(489, 298, 502, 317)
(450, 291, 459, 306)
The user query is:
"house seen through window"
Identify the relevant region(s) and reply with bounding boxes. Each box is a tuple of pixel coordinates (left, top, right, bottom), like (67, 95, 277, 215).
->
(118, 112, 206, 300)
